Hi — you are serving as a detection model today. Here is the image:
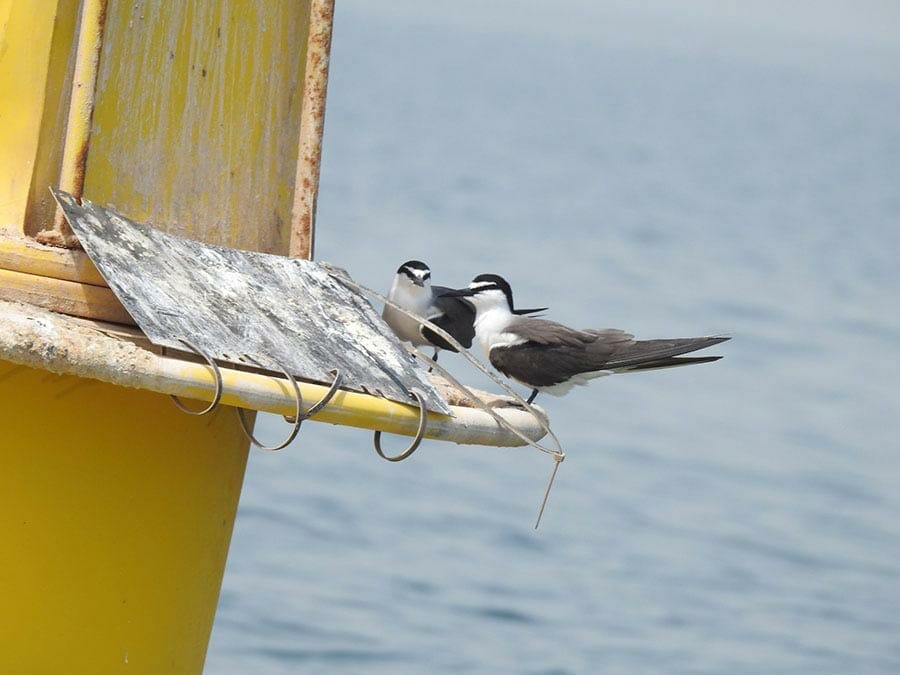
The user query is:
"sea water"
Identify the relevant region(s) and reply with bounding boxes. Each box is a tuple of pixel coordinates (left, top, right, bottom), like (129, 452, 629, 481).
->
(206, 3, 900, 673)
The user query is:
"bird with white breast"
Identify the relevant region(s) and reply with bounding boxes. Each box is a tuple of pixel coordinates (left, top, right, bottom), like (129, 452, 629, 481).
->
(382, 261, 546, 362)
(441, 274, 729, 403)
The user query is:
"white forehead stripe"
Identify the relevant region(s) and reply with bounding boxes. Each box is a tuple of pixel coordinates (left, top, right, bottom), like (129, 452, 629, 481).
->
(400, 265, 430, 281)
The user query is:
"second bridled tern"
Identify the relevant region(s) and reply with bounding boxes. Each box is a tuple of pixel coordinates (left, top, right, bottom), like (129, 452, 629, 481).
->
(382, 261, 546, 362)
(442, 274, 729, 403)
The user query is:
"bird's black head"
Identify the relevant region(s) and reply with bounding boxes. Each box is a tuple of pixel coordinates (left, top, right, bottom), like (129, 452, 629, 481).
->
(397, 260, 431, 287)
(468, 273, 515, 310)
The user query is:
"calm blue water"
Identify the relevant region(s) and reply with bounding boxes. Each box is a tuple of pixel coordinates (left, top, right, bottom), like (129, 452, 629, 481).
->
(206, 3, 900, 673)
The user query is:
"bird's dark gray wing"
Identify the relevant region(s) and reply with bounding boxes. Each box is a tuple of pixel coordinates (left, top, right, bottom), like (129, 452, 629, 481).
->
(491, 323, 728, 387)
(421, 285, 476, 350)
(508, 318, 633, 348)
(490, 341, 601, 386)
(489, 320, 626, 385)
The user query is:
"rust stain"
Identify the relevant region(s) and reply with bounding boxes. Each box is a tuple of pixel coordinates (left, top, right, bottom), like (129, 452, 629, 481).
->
(97, 0, 108, 35)
(72, 139, 90, 200)
(289, 0, 336, 261)
(66, 0, 106, 201)
(37, 130, 92, 249)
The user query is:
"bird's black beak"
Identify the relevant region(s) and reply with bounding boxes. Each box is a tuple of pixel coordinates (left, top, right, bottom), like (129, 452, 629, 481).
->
(513, 306, 548, 316)
(412, 279, 425, 287)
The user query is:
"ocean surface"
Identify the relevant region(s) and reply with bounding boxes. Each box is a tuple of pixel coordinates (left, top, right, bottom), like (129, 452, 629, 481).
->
(206, 3, 900, 673)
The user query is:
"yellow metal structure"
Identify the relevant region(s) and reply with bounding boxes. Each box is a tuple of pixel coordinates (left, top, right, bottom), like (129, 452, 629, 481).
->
(0, 0, 78, 232)
(0, 363, 249, 673)
(0, 1, 329, 672)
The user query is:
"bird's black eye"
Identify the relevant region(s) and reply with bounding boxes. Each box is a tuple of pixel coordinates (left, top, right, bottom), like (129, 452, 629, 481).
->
(423, 272, 431, 281)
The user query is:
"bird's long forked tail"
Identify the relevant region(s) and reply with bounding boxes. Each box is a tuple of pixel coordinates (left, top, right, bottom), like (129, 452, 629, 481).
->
(620, 354, 723, 373)
(604, 335, 730, 373)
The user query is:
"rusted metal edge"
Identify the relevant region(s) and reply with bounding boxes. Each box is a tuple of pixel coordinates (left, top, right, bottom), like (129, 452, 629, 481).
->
(289, 0, 336, 260)
(36, 0, 108, 248)
(0, 299, 549, 447)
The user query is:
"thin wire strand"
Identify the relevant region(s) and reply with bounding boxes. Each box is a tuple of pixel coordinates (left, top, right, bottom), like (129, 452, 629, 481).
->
(418, 351, 564, 529)
(411, 349, 563, 458)
(332, 274, 567, 528)
(331, 275, 562, 456)
(534, 454, 564, 530)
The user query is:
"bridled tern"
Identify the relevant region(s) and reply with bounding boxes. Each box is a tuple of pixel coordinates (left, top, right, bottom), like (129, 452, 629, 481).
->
(442, 273, 729, 403)
(383, 261, 547, 362)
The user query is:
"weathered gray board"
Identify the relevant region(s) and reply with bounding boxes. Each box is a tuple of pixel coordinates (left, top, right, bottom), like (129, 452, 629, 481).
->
(52, 189, 450, 414)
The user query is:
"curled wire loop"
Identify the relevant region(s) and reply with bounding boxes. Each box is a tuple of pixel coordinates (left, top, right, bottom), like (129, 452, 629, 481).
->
(168, 338, 224, 416)
(235, 354, 302, 451)
(284, 368, 343, 423)
(236, 356, 342, 451)
(373, 389, 428, 462)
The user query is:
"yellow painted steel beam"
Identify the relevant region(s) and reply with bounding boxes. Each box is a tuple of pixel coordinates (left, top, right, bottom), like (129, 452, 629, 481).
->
(0, 267, 131, 323)
(0, 233, 108, 286)
(0, 0, 78, 232)
(0, 299, 549, 447)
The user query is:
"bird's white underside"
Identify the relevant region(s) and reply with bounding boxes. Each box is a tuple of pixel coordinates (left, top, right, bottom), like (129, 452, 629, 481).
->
(382, 275, 432, 346)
